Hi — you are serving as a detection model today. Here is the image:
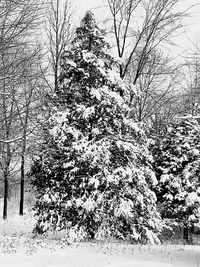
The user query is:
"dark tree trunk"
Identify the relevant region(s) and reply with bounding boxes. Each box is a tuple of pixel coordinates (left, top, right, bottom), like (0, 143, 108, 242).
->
(55, 64, 58, 93)
(19, 129, 27, 216)
(183, 224, 192, 243)
(3, 173, 8, 219)
(183, 225, 188, 242)
(19, 154, 25, 216)
(19, 94, 29, 216)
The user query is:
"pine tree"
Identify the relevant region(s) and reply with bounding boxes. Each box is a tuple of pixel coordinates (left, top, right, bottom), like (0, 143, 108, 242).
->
(152, 116, 200, 241)
(30, 11, 161, 243)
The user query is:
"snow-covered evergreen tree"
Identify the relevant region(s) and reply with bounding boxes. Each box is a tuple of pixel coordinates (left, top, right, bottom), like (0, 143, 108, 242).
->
(152, 116, 200, 238)
(30, 11, 161, 243)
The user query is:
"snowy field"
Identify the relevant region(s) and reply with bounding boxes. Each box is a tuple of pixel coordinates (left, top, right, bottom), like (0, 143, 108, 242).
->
(0, 209, 199, 267)
(0, 240, 200, 267)
(0, 216, 199, 267)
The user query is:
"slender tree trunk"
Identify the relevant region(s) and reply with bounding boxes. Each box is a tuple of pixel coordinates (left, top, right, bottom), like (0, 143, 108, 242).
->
(3, 172, 8, 219)
(19, 154, 25, 215)
(19, 107, 29, 216)
(183, 224, 189, 243)
(3, 146, 11, 219)
(18, 82, 31, 216)
(55, 66, 58, 92)
(54, 0, 59, 93)
(2, 51, 9, 220)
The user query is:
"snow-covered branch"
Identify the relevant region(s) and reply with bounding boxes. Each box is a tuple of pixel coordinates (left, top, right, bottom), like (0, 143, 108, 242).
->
(0, 136, 23, 143)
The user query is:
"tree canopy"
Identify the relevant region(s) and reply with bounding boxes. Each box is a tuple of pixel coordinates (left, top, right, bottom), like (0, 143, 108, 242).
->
(30, 11, 161, 244)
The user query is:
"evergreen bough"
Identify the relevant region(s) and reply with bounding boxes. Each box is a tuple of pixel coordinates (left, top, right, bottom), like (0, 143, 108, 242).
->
(30, 12, 161, 243)
(152, 116, 200, 237)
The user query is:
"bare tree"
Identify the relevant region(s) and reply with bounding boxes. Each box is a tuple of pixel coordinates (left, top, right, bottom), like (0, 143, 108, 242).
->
(45, 0, 73, 92)
(181, 47, 200, 116)
(128, 49, 180, 123)
(0, 0, 43, 219)
(107, 0, 188, 105)
(13, 47, 44, 216)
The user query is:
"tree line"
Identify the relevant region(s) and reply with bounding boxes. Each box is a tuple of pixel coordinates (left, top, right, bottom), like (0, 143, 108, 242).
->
(1, 0, 200, 244)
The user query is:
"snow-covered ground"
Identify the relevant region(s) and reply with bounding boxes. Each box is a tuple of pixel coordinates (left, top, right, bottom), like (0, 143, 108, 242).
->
(0, 238, 200, 267)
(0, 212, 199, 267)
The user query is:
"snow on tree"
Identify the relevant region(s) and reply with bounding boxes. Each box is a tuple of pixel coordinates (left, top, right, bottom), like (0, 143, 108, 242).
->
(152, 115, 200, 240)
(30, 11, 161, 243)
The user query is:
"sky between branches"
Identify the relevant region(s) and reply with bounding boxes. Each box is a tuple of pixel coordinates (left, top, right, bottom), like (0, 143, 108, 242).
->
(73, 0, 200, 61)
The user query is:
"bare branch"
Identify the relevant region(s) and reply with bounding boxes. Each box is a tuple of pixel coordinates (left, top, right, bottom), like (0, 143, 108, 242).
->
(0, 137, 23, 144)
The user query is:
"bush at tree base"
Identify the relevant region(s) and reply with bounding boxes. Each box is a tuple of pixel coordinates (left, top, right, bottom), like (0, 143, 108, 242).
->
(30, 11, 161, 244)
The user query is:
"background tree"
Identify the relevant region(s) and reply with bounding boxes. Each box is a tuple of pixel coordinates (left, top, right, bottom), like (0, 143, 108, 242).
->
(45, 0, 73, 93)
(0, 0, 43, 219)
(152, 116, 200, 243)
(181, 47, 200, 116)
(127, 49, 180, 126)
(30, 12, 161, 243)
(147, 93, 182, 137)
(15, 48, 45, 216)
(106, 0, 188, 127)
(106, 0, 185, 78)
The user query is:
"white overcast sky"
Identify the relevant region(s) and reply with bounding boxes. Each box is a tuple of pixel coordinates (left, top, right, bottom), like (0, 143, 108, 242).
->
(73, 0, 200, 59)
